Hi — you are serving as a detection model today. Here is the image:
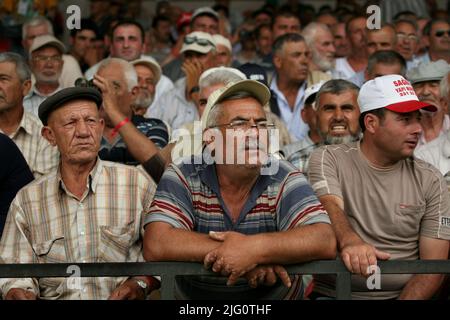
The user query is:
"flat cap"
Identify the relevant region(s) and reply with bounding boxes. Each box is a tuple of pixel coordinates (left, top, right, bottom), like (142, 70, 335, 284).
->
(407, 59, 450, 85)
(38, 87, 102, 125)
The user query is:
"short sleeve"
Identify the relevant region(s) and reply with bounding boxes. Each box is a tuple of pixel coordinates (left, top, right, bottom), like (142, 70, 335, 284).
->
(420, 166, 450, 240)
(276, 171, 330, 231)
(144, 165, 195, 230)
(307, 146, 343, 199)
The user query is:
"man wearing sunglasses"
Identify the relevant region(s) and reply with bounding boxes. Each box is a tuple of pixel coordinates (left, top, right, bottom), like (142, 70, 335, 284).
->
(421, 19, 450, 65)
(148, 31, 218, 131)
(144, 79, 336, 300)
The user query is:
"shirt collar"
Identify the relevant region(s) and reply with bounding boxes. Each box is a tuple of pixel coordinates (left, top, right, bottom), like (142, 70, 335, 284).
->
(197, 152, 276, 202)
(25, 84, 63, 99)
(17, 111, 37, 136)
(57, 157, 103, 198)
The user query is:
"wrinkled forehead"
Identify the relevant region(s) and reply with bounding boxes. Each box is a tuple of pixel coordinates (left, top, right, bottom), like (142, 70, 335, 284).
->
(51, 99, 99, 121)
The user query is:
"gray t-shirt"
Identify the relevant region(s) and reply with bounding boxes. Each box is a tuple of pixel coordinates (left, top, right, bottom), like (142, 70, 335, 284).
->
(308, 141, 450, 299)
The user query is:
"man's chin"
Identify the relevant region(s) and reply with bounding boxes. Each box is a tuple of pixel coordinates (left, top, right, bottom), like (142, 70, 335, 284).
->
(324, 135, 355, 145)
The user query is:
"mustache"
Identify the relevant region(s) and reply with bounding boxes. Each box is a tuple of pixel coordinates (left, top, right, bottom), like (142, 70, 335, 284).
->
(417, 95, 437, 102)
(237, 139, 267, 152)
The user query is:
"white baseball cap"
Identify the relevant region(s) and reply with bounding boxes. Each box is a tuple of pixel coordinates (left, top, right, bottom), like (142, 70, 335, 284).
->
(358, 75, 436, 114)
(181, 31, 216, 54)
(212, 34, 232, 52)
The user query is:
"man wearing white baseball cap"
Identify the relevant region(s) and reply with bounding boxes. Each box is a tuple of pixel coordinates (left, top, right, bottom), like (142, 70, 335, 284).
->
(148, 31, 218, 130)
(308, 74, 450, 300)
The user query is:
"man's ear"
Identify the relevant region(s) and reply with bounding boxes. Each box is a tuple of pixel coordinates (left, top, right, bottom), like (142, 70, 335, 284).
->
(41, 126, 57, 146)
(273, 53, 282, 69)
(440, 97, 448, 115)
(22, 79, 32, 97)
(364, 113, 379, 134)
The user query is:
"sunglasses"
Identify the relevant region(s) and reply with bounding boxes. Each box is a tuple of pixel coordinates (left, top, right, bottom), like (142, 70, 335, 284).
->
(434, 30, 450, 37)
(184, 36, 215, 47)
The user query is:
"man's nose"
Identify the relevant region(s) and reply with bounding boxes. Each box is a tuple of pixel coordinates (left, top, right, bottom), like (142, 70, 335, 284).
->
(76, 120, 90, 136)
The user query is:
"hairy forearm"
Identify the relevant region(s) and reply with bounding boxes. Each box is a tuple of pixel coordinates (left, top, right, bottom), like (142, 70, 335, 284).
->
(320, 195, 361, 250)
(144, 223, 221, 262)
(399, 274, 445, 300)
(252, 223, 337, 265)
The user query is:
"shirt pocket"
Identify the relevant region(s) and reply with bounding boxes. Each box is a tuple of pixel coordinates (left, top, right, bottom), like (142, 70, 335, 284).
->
(32, 236, 67, 263)
(394, 203, 425, 237)
(98, 222, 136, 262)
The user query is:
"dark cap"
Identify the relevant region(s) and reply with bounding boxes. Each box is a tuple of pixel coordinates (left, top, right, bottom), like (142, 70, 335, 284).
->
(38, 87, 103, 125)
(237, 63, 269, 87)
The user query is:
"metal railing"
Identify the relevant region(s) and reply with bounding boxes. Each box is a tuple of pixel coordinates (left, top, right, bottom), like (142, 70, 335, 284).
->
(0, 260, 450, 299)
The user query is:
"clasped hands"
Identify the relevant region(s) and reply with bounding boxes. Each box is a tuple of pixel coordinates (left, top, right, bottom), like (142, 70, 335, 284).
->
(203, 231, 291, 289)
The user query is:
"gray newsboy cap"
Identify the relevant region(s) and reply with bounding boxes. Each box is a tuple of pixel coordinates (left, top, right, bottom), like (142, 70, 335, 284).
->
(38, 87, 102, 125)
(407, 59, 450, 85)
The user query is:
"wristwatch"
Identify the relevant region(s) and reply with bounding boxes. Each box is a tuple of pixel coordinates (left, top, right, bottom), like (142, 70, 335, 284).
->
(134, 279, 149, 296)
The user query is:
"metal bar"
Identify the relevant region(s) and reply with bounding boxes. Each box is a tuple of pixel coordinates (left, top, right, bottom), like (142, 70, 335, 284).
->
(1, 260, 450, 300)
(335, 272, 352, 300)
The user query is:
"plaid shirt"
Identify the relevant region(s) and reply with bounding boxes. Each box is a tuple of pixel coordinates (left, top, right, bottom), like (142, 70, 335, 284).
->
(281, 136, 318, 176)
(23, 85, 62, 117)
(0, 111, 59, 179)
(0, 159, 156, 300)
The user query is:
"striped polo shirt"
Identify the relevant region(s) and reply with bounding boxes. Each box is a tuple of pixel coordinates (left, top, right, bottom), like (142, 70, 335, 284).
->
(145, 155, 330, 299)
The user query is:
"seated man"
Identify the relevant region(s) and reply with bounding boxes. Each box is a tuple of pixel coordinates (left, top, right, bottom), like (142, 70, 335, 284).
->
(92, 58, 169, 166)
(282, 79, 361, 175)
(0, 87, 159, 300)
(143, 79, 336, 299)
(308, 75, 450, 299)
(0, 133, 34, 236)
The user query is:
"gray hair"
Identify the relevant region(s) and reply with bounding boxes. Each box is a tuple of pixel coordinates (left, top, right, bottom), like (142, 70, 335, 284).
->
(22, 16, 54, 39)
(0, 52, 31, 82)
(273, 33, 305, 55)
(97, 58, 138, 91)
(441, 72, 449, 100)
(302, 22, 331, 48)
(206, 91, 260, 128)
(199, 68, 245, 91)
(315, 79, 360, 109)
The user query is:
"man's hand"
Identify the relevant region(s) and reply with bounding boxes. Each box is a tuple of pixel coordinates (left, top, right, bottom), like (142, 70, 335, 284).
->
(5, 288, 37, 300)
(204, 231, 259, 285)
(182, 60, 204, 100)
(108, 279, 146, 300)
(244, 265, 292, 288)
(93, 74, 125, 125)
(340, 238, 390, 277)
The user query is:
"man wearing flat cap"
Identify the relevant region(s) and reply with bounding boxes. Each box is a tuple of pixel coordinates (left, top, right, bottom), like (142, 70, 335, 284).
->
(308, 75, 450, 299)
(407, 60, 450, 149)
(0, 87, 160, 300)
